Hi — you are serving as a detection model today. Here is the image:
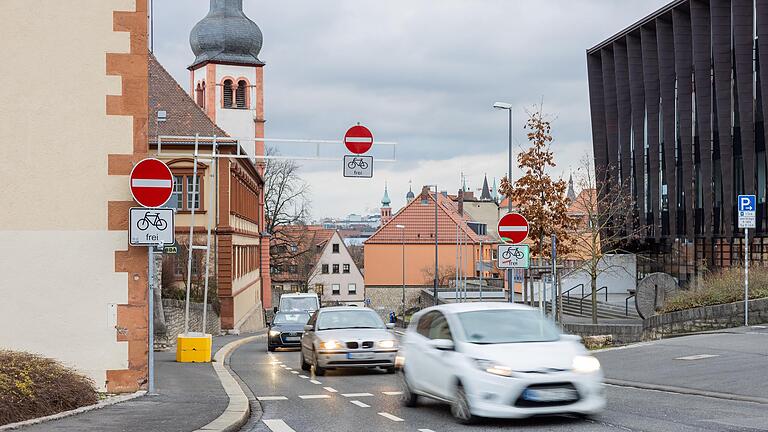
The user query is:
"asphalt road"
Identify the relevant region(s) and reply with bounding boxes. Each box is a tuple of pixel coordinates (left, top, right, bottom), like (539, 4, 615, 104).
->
(229, 336, 768, 432)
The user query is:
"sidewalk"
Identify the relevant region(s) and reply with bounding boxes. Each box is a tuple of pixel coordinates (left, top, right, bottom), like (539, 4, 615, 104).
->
(594, 326, 768, 400)
(15, 334, 256, 432)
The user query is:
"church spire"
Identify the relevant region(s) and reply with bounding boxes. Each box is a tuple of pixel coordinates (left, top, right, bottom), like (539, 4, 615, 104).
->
(567, 173, 576, 202)
(480, 174, 492, 201)
(381, 181, 391, 207)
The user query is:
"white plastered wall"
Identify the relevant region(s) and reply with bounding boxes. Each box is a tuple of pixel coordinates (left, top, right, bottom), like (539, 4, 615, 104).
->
(0, 0, 137, 389)
(311, 232, 365, 304)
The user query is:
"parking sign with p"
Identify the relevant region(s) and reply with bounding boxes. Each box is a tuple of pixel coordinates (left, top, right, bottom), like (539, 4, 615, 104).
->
(738, 194, 756, 229)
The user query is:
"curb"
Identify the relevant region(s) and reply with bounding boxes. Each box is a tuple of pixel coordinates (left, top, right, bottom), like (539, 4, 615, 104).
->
(194, 334, 265, 432)
(605, 378, 768, 405)
(0, 391, 147, 431)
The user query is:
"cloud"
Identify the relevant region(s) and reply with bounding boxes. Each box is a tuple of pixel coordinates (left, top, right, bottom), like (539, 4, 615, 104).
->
(152, 0, 670, 218)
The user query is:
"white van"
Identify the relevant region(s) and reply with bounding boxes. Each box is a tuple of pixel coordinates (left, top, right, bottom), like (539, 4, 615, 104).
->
(278, 292, 320, 313)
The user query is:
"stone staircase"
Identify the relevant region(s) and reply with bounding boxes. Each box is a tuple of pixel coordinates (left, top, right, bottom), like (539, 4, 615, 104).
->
(558, 295, 640, 320)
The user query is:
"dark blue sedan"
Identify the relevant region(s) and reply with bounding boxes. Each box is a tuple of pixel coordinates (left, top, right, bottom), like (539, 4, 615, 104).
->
(268, 311, 311, 351)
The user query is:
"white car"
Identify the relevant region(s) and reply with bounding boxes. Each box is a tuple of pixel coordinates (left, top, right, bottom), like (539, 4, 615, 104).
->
(398, 303, 605, 424)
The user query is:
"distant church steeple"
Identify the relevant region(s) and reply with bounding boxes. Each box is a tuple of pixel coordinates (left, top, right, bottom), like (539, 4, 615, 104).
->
(406, 181, 415, 203)
(480, 174, 492, 201)
(567, 173, 576, 203)
(380, 182, 392, 226)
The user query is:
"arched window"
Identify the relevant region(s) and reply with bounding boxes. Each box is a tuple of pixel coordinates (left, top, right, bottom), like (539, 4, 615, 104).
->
(236, 80, 247, 108)
(195, 82, 205, 108)
(223, 79, 233, 108)
(201, 82, 206, 109)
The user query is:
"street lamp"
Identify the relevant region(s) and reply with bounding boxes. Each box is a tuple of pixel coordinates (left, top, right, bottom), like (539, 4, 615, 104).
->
(494, 102, 514, 303)
(396, 224, 406, 322)
(427, 185, 439, 305)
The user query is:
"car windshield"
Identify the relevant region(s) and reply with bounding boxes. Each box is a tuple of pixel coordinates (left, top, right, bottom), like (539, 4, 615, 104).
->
(457, 309, 560, 344)
(280, 297, 318, 311)
(273, 312, 310, 325)
(317, 310, 384, 330)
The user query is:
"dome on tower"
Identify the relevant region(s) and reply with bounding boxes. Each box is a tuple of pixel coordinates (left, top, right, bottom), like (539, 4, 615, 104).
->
(189, 0, 264, 69)
(381, 183, 391, 208)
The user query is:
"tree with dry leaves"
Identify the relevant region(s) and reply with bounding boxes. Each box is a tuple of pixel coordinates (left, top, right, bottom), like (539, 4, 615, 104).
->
(499, 110, 574, 259)
(571, 154, 641, 323)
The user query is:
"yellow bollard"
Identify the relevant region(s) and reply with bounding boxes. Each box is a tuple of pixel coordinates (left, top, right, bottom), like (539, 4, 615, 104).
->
(176, 333, 212, 363)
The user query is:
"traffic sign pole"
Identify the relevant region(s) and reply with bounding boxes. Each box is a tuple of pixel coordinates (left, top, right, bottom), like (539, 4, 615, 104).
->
(148, 245, 155, 394)
(745, 227, 749, 327)
(738, 194, 755, 327)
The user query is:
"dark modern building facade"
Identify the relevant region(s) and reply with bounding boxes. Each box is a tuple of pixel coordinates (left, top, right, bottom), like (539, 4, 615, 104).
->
(587, 0, 768, 282)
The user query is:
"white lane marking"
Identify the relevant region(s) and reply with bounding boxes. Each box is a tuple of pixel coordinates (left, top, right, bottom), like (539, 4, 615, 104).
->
(323, 387, 337, 393)
(256, 396, 288, 401)
(418, 429, 436, 432)
(675, 354, 720, 361)
(298, 394, 331, 399)
(309, 379, 322, 385)
(378, 412, 404, 422)
(290, 371, 299, 374)
(350, 400, 370, 408)
(263, 419, 296, 432)
(382, 391, 403, 395)
(298, 375, 309, 379)
(342, 392, 373, 397)
(284, 367, 293, 371)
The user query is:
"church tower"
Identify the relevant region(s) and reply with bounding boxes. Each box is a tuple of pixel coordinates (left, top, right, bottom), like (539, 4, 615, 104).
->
(188, 0, 265, 158)
(380, 182, 392, 226)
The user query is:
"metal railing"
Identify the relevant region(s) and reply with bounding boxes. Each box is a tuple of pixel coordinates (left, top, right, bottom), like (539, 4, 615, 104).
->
(563, 283, 585, 302)
(625, 289, 636, 317)
(579, 286, 608, 315)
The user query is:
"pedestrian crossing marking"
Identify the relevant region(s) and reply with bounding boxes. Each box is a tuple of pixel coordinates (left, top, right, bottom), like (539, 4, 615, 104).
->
(350, 400, 370, 408)
(323, 387, 337, 393)
(378, 412, 404, 422)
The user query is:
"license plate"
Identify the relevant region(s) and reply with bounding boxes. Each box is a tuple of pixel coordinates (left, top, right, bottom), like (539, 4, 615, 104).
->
(347, 352, 375, 360)
(284, 337, 300, 342)
(522, 388, 577, 402)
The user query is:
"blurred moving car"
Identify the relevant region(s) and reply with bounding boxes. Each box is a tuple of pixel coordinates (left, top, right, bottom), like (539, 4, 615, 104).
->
(398, 303, 605, 424)
(268, 311, 311, 352)
(300, 307, 398, 375)
(276, 292, 320, 313)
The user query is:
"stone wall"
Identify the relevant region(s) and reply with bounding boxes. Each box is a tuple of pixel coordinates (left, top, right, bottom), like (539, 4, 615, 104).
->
(159, 299, 221, 346)
(643, 297, 768, 338)
(562, 323, 644, 345)
(366, 286, 425, 319)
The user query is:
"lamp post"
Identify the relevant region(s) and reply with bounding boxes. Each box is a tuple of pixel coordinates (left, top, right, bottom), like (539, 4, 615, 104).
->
(396, 224, 406, 322)
(494, 102, 514, 302)
(424, 185, 439, 305)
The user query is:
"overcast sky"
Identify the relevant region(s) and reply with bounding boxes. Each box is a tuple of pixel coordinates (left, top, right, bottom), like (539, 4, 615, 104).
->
(152, 0, 669, 219)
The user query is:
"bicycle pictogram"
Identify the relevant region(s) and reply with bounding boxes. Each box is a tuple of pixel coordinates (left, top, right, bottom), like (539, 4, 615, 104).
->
(137, 211, 168, 231)
(347, 157, 369, 170)
(501, 248, 524, 260)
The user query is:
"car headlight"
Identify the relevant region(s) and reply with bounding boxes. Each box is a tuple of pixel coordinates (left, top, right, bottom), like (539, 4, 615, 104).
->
(377, 339, 397, 349)
(269, 330, 280, 337)
(572, 355, 601, 374)
(474, 359, 514, 377)
(319, 340, 341, 350)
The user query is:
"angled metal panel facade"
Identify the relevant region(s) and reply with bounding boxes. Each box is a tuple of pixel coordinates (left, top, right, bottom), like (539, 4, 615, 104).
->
(642, 25, 662, 239)
(602, 48, 620, 171)
(734, 0, 756, 195)
(614, 41, 633, 199)
(673, 8, 696, 238)
(658, 16, 679, 238)
(691, 0, 713, 236)
(627, 34, 646, 230)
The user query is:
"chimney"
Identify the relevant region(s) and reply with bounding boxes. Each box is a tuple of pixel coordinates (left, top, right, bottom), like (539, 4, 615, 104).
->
(458, 188, 464, 215)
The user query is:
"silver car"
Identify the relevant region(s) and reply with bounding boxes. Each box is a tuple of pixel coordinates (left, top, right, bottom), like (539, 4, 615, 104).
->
(300, 307, 398, 375)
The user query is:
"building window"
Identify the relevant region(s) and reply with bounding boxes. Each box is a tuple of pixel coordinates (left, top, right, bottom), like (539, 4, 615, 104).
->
(332, 264, 340, 274)
(291, 284, 299, 292)
(186, 176, 201, 209)
(169, 175, 183, 209)
(195, 82, 204, 108)
(223, 79, 234, 108)
(236, 80, 247, 108)
(314, 284, 324, 294)
(321, 264, 329, 274)
(348, 283, 356, 294)
(343, 264, 350, 274)
(332, 284, 340, 295)
(332, 243, 340, 253)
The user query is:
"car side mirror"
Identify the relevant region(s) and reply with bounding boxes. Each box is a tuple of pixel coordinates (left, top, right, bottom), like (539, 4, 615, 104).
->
(304, 324, 313, 332)
(386, 323, 395, 329)
(429, 339, 454, 351)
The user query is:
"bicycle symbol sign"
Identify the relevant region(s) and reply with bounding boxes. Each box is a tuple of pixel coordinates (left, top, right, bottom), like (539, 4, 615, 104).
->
(343, 155, 373, 178)
(129, 207, 175, 246)
(497, 244, 529, 269)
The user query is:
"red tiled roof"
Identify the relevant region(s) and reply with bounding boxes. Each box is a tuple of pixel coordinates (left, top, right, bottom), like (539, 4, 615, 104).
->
(365, 189, 493, 245)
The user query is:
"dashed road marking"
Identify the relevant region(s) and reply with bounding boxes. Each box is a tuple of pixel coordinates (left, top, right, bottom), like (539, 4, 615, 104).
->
(418, 429, 436, 432)
(298, 375, 309, 379)
(309, 379, 322, 385)
(257, 396, 288, 401)
(323, 387, 337, 393)
(263, 419, 296, 432)
(675, 354, 720, 361)
(298, 394, 331, 399)
(342, 392, 373, 397)
(378, 412, 404, 422)
(284, 367, 293, 371)
(382, 391, 403, 395)
(350, 400, 370, 408)
(290, 371, 299, 374)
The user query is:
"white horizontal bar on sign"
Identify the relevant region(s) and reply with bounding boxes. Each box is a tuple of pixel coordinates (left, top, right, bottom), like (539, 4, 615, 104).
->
(344, 137, 373, 143)
(131, 179, 172, 188)
(498, 226, 528, 232)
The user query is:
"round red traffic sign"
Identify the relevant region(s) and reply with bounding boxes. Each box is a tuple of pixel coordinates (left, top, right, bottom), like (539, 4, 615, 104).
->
(129, 158, 174, 208)
(344, 125, 374, 154)
(498, 213, 529, 244)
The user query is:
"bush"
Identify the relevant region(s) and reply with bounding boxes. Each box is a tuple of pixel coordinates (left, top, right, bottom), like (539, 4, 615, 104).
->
(661, 267, 768, 313)
(0, 351, 98, 426)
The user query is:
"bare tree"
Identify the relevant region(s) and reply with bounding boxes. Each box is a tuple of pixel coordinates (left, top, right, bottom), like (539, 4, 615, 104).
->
(347, 244, 364, 270)
(421, 265, 457, 287)
(571, 154, 641, 324)
(264, 149, 311, 270)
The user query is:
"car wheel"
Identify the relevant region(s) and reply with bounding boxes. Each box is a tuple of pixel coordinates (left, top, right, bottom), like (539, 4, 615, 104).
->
(451, 383, 476, 425)
(312, 349, 326, 376)
(300, 351, 310, 371)
(398, 370, 418, 407)
(385, 366, 396, 374)
(267, 344, 275, 352)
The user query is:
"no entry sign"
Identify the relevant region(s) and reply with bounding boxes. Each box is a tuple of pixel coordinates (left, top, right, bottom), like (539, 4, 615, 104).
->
(129, 158, 174, 208)
(498, 213, 529, 244)
(344, 125, 374, 154)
